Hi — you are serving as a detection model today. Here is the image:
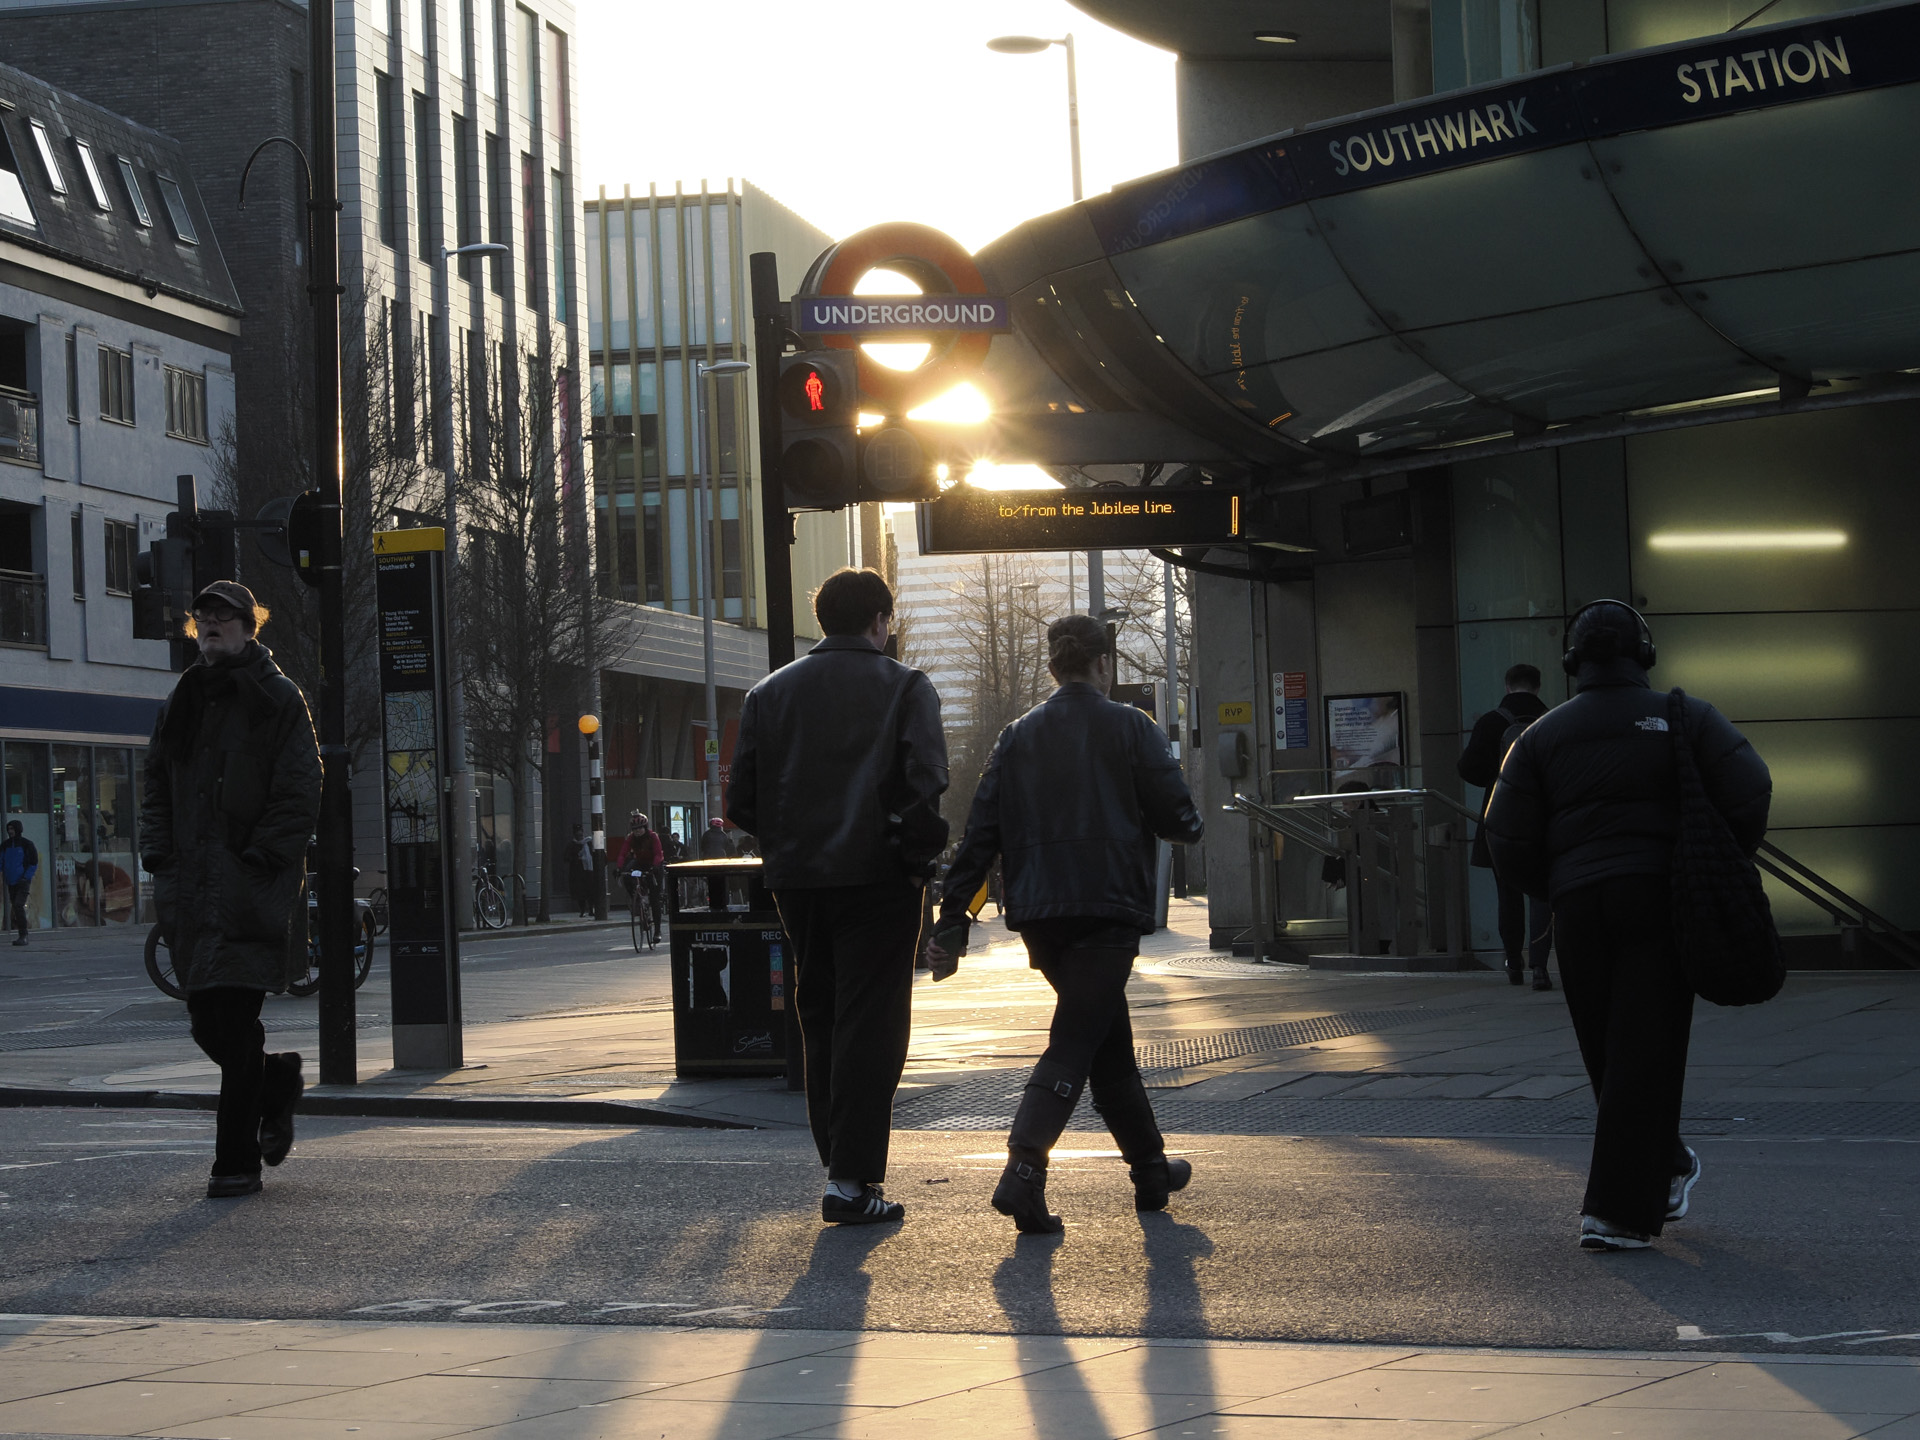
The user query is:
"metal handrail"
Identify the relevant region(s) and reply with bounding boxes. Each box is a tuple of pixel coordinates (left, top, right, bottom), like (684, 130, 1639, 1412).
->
(1226, 793, 1340, 857)
(1284, 786, 1482, 824)
(1757, 841, 1920, 968)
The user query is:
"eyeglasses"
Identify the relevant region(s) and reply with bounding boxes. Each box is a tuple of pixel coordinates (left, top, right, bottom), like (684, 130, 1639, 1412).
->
(193, 604, 244, 625)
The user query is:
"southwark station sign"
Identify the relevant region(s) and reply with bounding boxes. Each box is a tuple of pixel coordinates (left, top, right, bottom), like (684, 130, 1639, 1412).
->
(1085, 5, 1916, 254)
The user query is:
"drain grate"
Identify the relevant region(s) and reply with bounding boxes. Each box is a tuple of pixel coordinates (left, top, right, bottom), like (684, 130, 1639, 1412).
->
(1131, 1005, 1480, 1081)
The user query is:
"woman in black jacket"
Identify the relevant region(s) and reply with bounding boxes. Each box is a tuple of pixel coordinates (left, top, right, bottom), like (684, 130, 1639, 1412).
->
(931, 615, 1204, 1233)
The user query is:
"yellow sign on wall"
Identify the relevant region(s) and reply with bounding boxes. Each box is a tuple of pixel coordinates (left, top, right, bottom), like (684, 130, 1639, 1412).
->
(1217, 702, 1254, 725)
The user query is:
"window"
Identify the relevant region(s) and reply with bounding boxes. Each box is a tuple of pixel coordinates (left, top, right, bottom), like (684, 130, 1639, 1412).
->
(369, 0, 387, 34)
(413, 92, 436, 262)
(70, 512, 83, 598)
(521, 150, 538, 304)
(423, 312, 444, 466)
(154, 175, 198, 243)
(485, 132, 506, 295)
(0, 126, 36, 229)
(27, 120, 65, 194)
(103, 520, 135, 596)
(65, 332, 77, 422)
(98, 346, 134, 424)
(73, 141, 110, 210)
(374, 72, 398, 248)
(404, 0, 426, 55)
(390, 298, 414, 452)
(545, 27, 568, 146)
(476, 0, 497, 97)
(550, 168, 568, 315)
(114, 157, 151, 226)
(452, 114, 476, 280)
(164, 366, 207, 443)
(518, 8, 539, 123)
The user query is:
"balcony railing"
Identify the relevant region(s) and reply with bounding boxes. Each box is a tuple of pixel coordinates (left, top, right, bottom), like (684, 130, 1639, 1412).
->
(0, 386, 39, 466)
(0, 568, 46, 648)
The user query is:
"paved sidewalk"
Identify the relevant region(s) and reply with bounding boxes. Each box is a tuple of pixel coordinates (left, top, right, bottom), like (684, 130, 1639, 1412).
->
(1, 1313, 1916, 1439)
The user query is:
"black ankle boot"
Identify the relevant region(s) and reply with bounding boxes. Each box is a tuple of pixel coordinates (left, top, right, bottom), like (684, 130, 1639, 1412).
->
(1131, 1156, 1193, 1211)
(993, 1157, 1063, 1233)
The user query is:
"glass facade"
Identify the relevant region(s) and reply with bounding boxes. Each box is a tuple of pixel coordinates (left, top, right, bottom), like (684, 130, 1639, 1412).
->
(6, 737, 149, 930)
(586, 188, 749, 621)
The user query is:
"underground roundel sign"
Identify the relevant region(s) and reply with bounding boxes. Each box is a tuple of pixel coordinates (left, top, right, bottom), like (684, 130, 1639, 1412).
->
(794, 221, 996, 413)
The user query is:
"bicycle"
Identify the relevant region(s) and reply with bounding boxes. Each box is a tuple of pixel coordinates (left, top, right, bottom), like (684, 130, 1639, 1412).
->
(145, 892, 374, 1001)
(473, 864, 510, 930)
(626, 868, 660, 953)
(366, 886, 389, 936)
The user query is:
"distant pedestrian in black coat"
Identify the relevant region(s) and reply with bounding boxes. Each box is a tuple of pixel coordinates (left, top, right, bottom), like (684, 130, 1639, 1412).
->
(1459, 663, 1553, 989)
(1485, 601, 1770, 1251)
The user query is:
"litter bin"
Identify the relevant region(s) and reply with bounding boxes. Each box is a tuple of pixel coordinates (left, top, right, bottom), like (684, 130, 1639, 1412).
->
(666, 857, 790, 1077)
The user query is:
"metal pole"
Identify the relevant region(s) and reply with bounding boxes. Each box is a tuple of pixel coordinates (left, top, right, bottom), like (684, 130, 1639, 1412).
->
(1060, 34, 1102, 613)
(588, 730, 605, 919)
(433, 271, 475, 933)
(1163, 558, 1186, 899)
(309, 0, 355, 1086)
(749, 253, 795, 671)
(697, 370, 720, 828)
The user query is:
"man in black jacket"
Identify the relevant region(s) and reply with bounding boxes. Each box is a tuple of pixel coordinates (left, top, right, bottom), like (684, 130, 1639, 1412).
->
(1485, 601, 1769, 1251)
(727, 568, 948, 1225)
(1459, 663, 1553, 989)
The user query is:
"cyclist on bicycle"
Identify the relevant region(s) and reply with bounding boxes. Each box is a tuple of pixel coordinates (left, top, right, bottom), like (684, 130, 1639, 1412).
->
(614, 811, 664, 937)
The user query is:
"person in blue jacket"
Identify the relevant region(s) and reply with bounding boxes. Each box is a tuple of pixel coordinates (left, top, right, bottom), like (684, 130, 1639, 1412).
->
(2, 820, 38, 945)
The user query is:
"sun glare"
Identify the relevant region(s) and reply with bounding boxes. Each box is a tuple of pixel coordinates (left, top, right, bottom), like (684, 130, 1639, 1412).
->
(907, 383, 991, 424)
(967, 460, 1062, 491)
(854, 266, 932, 373)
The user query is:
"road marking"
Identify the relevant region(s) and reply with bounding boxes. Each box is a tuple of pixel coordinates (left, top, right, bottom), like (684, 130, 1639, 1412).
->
(1677, 1326, 1889, 1343)
(350, 1298, 798, 1321)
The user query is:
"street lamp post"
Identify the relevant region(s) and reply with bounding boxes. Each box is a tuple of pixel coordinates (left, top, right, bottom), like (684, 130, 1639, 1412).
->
(431, 241, 509, 930)
(987, 31, 1101, 613)
(694, 358, 753, 830)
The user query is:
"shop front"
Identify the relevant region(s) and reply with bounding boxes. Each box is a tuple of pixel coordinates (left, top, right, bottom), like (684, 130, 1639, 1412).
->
(3, 737, 150, 930)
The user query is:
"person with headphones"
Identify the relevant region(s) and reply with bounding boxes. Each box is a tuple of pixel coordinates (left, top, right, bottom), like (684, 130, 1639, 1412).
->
(1484, 600, 1770, 1252)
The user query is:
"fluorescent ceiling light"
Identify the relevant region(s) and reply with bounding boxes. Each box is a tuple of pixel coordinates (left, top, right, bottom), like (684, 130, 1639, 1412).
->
(1255, 31, 1300, 43)
(1648, 530, 1847, 551)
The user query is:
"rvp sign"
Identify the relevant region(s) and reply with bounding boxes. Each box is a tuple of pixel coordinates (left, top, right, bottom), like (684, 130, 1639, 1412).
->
(794, 295, 1011, 335)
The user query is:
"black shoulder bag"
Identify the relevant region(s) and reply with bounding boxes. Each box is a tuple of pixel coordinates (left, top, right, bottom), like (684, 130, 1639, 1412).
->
(1668, 688, 1786, 1007)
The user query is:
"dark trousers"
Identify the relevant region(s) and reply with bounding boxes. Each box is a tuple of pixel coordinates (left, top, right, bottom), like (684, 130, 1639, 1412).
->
(7, 880, 27, 939)
(1012, 932, 1164, 1166)
(1497, 879, 1552, 971)
(187, 986, 269, 1177)
(774, 882, 924, 1183)
(1554, 875, 1696, 1234)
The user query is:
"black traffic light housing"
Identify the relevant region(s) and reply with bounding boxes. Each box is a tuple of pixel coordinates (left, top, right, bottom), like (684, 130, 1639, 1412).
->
(778, 351, 859, 509)
(858, 423, 939, 503)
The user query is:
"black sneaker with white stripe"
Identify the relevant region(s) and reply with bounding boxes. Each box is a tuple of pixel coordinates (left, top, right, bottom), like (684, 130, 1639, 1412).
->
(1667, 1145, 1702, 1221)
(822, 1184, 904, 1225)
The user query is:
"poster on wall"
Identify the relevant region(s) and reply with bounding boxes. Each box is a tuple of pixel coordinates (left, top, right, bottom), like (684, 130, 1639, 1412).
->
(1272, 671, 1309, 750)
(1325, 692, 1405, 791)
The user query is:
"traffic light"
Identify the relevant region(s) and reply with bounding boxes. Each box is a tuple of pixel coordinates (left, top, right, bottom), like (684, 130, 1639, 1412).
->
(777, 351, 858, 509)
(858, 423, 938, 503)
(132, 533, 194, 665)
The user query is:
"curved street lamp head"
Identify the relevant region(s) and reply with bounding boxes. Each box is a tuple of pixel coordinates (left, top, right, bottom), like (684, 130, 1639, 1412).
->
(441, 241, 509, 263)
(698, 359, 754, 378)
(987, 34, 1054, 53)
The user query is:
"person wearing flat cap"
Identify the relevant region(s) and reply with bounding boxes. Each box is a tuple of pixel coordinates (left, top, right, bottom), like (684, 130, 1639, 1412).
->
(140, 580, 322, 1198)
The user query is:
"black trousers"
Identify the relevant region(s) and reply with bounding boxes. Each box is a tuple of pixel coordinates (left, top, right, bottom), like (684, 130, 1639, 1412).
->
(187, 986, 269, 1177)
(1554, 874, 1696, 1234)
(774, 882, 924, 1183)
(1497, 879, 1552, 971)
(7, 880, 27, 939)
(1013, 928, 1163, 1165)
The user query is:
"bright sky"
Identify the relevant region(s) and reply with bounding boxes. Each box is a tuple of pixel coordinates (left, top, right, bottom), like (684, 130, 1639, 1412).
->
(575, 0, 1179, 255)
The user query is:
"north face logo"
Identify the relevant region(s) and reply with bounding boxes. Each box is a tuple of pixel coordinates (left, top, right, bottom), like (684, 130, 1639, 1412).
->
(1634, 717, 1670, 732)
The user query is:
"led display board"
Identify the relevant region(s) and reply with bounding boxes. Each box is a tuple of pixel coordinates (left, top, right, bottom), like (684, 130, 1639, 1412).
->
(918, 485, 1245, 554)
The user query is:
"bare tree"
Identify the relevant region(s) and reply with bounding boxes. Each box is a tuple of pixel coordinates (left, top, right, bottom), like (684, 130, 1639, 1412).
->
(452, 347, 624, 898)
(1101, 550, 1195, 696)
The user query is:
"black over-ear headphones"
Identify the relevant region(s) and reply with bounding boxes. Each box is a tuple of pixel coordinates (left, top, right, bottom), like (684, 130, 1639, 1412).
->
(1562, 599, 1656, 676)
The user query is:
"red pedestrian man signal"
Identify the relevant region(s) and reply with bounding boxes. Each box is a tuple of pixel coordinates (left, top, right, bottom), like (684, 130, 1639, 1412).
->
(804, 368, 825, 412)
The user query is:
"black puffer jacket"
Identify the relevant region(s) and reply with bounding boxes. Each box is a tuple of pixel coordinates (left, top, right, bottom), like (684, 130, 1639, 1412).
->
(140, 642, 323, 992)
(1483, 659, 1771, 902)
(1458, 688, 1550, 868)
(939, 683, 1203, 934)
(727, 636, 949, 888)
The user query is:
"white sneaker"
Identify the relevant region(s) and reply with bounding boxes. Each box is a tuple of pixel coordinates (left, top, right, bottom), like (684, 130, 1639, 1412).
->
(1667, 1146, 1702, 1221)
(1580, 1214, 1652, 1251)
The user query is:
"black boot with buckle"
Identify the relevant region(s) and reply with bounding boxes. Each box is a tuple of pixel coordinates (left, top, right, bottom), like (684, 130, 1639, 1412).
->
(994, 1061, 1080, 1234)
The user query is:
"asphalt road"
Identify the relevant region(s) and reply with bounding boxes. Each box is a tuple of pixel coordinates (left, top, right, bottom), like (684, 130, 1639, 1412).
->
(3, 1106, 1916, 1357)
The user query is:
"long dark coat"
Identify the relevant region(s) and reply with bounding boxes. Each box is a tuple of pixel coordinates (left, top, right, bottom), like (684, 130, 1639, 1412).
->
(139, 642, 323, 993)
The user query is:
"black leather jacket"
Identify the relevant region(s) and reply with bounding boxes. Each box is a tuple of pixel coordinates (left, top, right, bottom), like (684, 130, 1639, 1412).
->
(1484, 660, 1771, 902)
(939, 683, 1203, 934)
(726, 636, 949, 889)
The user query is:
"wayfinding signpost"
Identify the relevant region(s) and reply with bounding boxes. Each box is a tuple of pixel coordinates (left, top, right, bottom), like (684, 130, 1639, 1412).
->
(373, 527, 462, 1070)
(917, 484, 1248, 554)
